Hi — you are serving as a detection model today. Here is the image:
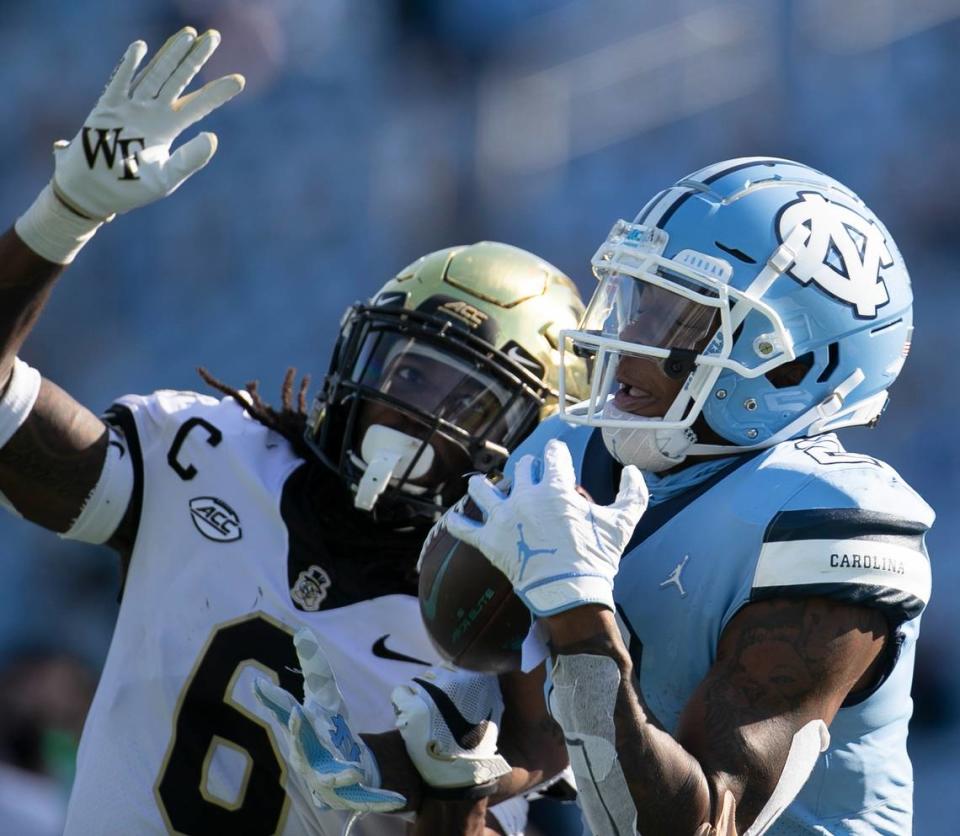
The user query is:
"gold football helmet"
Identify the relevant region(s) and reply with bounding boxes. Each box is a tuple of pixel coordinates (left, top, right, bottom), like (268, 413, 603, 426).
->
(306, 241, 588, 522)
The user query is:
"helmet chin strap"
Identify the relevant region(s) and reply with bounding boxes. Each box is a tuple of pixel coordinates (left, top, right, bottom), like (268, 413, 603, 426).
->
(353, 424, 435, 511)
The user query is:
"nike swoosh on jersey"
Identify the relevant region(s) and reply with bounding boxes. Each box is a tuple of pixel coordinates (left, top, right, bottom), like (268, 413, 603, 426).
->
(108, 439, 126, 459)
(371, 634, 430, 666)
(413, 677, 491, 750)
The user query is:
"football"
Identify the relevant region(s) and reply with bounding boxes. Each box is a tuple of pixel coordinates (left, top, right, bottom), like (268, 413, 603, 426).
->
(418, 496, 530, 673)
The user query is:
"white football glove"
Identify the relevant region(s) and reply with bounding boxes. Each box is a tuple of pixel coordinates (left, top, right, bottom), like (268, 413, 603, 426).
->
(446, 439, 648, 616)
(391, 665, 511, 796)
(16, 27, 244, 264)
(253, 628, 407, 815)
(55, 26, 243, 219)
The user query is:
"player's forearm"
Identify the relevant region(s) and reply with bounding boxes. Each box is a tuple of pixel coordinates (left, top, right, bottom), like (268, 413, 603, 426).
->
(546, 607, 713, 836)
(490, 664, 568, 803)
(485, 714, 568, 806)
(0, 227, 64, 384)
(0, 226, 113, 533)
(487, 763, 558, 806)
(410, 798, 493, 836)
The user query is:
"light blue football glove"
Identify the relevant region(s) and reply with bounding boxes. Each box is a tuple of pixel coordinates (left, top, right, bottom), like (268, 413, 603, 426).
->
(253, 628, 407, 815)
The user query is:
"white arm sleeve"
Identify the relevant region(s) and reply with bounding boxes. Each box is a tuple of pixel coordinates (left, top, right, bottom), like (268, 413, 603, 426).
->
(59, 426, 134, 544)
(743, 719, 830, 836)
(548, 653, 638, 836)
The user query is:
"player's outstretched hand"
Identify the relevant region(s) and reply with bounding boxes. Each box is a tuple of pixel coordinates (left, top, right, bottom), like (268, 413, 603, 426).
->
(446, 438, 648, 616)
(53, 27, 244, 221)
(391, 665, 511, 795)
(253, 628, 407, 814)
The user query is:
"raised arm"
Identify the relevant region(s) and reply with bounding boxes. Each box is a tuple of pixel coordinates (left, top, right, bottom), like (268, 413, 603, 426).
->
(0, 28, 243, 542)
(0, 230, 105, 532)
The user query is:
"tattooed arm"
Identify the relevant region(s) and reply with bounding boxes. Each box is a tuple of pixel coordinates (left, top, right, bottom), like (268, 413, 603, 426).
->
(545, 598, 887, 835)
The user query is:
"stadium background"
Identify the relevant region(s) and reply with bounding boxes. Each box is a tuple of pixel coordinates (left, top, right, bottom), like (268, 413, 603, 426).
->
(0, 1, 957, 832)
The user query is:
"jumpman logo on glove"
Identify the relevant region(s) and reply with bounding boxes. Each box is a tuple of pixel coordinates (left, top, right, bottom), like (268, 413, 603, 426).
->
(446, 439, 648, 616)
(516, 522, 557, 582)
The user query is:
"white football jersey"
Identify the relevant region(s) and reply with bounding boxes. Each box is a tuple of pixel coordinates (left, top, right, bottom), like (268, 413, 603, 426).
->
(63, 391, 451, 836)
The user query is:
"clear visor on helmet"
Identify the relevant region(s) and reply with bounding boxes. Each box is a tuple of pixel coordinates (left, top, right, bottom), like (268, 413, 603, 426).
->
(581, 271, 720, 351)
(351, 331, 533, 444)
(558, 220, 796, 430)
(569, 273, 722, 425)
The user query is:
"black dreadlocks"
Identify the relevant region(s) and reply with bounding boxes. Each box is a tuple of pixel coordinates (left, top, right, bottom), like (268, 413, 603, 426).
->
(197, 366, 313, 460)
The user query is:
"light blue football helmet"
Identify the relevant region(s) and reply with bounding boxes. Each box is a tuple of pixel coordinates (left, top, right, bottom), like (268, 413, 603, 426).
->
(559, 157, 914, 471)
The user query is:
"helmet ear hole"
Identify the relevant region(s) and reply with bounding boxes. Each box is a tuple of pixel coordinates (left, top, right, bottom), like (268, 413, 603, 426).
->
(815, 342, 841, 383)
(765, 351, 815, 389)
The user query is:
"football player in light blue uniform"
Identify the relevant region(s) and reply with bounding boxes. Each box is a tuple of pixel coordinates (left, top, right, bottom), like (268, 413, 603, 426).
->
(448, 158, 933, 835)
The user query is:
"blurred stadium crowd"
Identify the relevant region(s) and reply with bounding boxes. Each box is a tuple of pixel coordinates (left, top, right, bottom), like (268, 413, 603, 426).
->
(0, 0, 957, 832)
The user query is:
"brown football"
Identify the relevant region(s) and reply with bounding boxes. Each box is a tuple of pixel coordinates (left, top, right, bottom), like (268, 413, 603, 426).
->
(418, 485, 594, 674)
(418, 496, 530, 673)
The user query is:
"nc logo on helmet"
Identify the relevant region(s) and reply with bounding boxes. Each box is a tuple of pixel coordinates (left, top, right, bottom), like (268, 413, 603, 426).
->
(777, 191, 892, 318)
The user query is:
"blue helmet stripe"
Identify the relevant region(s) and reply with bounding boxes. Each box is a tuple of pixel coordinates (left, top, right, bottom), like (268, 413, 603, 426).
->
(640, 157, 793, 231)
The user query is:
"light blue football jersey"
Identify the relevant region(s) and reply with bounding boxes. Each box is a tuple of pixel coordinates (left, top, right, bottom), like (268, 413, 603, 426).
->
(506, 416, 934, 835)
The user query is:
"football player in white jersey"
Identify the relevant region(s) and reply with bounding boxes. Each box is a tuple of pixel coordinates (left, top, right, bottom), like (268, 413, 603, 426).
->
(439, 159, 933, 834)
(0, 28, 585, 836)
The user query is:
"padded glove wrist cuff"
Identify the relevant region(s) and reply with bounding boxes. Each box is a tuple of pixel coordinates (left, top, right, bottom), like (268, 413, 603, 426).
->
(15, 182, 103, 265)
(521, 574, 615, 616)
